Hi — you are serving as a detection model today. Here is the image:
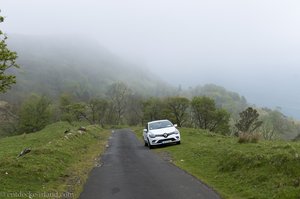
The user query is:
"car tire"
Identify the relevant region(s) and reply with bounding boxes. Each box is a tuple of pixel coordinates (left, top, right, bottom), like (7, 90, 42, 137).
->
(176, 141, 181, 145)
(149, 144, 153, 149)
(144, 140, 148, 146)
(148, 139, 153, 149)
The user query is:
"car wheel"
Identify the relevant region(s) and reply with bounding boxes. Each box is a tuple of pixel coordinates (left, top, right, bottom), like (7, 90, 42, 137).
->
(148, 139, 153, 149)
(144, 140, 148, 146)
(149, 144, 153, 149)
(176, 141, 181, 145)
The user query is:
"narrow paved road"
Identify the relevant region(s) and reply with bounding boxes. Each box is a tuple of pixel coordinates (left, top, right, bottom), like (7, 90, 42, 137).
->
(80, 129, 221, 199)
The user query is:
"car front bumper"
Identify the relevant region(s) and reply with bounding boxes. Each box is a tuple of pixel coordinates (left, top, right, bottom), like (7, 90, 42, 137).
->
(148, 135, 180, 146)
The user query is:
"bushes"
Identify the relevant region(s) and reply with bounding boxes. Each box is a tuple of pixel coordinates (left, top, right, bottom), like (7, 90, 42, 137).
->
(191, 96, 230, 134)
(19, 94, 52, 134)
(238, 132, 261, 143)
(235, 107, 263, 143)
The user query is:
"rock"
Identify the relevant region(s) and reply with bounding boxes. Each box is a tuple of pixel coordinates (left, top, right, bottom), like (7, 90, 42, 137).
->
(64, 128, 70, 134)
(78, 126, 87, 131)
(17, 148, 31, 158)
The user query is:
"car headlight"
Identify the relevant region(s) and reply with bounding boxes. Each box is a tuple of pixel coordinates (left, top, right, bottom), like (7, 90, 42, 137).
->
(148, 132, 156, 138)
(174, 130, 179, 134)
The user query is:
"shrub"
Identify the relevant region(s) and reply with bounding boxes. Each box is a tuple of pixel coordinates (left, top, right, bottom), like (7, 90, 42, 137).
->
(238, 132, 250, 143)
(250, 133, 261, 143)
(19, 94, 52, 133)
(238, 132, 260, 143)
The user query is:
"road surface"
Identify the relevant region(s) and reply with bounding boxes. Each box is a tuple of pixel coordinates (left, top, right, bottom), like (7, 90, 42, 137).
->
(80, 129, 221, 199)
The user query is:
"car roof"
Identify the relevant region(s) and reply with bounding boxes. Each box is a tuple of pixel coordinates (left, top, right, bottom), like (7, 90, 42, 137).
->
(148, 119, 170, 124)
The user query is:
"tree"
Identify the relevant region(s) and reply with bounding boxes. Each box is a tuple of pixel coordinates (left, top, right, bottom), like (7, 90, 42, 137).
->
(0, 13, 19, 93)
(106, 82, 131, 124)
(260, 122, 277, 140)
(0, 101, 18, 136)
(166, 97, 189, 127)
(67, 102, 90, 122)
(210, 109, 231, 134)
(88, 98, 108, 127)
(59, 93, 91, 123)
(191, 96, 230, 134)
(125, 94, 144, 126)
(59, 93, 73, 122)
(142, 97, 164, 122)
(191, 96, 215, 129)
(235, 107, 263, 134)
(19, 95, 52, 133)
(260, 109, 300, 140)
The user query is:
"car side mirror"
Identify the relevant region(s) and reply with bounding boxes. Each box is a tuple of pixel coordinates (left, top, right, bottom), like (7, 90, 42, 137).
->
(143, 129, 148, 133)
(174, 124, 178, 128)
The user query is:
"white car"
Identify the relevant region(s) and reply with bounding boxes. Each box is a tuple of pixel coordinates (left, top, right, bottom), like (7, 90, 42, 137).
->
(143, 119, 181, 149)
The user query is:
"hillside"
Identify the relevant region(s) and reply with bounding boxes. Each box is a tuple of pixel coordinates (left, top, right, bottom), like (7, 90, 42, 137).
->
(185, 84, 248, 118)
(2, 34, 172, 103)
(1, 34, 298, 140)
(133, 127, 300, 199)
(0, 122, 110, 198)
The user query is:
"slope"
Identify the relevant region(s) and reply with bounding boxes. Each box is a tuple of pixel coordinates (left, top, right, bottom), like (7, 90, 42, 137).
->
(133, 127, 300, 199)
(0, 122, 110, 198)
(2, 34, 172, 103)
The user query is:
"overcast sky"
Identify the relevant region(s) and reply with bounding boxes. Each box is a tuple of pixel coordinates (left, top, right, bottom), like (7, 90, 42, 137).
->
(1, 0, 300, 117)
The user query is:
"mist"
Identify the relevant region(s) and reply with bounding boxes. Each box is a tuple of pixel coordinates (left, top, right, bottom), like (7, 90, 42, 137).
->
(1, 0, 300, 118)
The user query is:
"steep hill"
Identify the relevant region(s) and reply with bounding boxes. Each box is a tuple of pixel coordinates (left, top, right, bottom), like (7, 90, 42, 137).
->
(2, 34, 172, 103)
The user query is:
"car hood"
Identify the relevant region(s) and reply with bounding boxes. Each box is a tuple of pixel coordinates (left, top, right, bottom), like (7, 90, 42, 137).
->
(149, 127, 177, 135)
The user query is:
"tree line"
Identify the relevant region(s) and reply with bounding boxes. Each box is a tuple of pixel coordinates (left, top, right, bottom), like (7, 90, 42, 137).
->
(2, 81, 296, 141)
(1, 82, 228, 135)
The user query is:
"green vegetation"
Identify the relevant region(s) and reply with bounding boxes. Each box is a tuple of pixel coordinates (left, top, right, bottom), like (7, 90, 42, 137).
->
(133, 127, 300, 199)
(184, 84, 248, 119)
(19, 94, 52, 133)
(0, 12, 19, 93)
(2, 34, 170, 104)
(260, 108, 300, 140)
(234, 107, 263, 143)
(191, 96, 230, 134)
(0, 122, 111, 198)
(1, 12, 300, 199)
(235, 107, 263, 134)
(1, 34, 299, 139)
(165, 96, 190, 127)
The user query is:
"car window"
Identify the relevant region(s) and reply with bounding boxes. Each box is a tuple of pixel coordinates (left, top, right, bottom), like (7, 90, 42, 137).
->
(149, 121, 173, 130)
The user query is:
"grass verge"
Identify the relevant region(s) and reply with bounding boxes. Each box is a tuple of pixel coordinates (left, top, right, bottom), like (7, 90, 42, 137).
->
(0, 121, 111, 198)
(132, 127, 300, 199)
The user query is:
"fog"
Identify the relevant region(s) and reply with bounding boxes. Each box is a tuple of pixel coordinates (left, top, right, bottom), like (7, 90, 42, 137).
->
(1, 0, 300, 118)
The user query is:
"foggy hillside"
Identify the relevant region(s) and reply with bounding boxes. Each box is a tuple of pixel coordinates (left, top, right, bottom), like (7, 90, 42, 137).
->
(2, 34, 299, 123)
(1, 34, 300, 139)
(2, 34, 173, 102)
(1, 34, 251, 117)
(1, 1, 300, 120)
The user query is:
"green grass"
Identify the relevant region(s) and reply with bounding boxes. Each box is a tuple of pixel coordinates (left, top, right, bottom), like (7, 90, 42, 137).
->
(0, 122, 111, 198)
(133, 127, 300, 199)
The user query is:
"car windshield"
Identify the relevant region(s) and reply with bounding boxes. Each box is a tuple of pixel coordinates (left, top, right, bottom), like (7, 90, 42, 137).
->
(149, 121, 173, 130)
